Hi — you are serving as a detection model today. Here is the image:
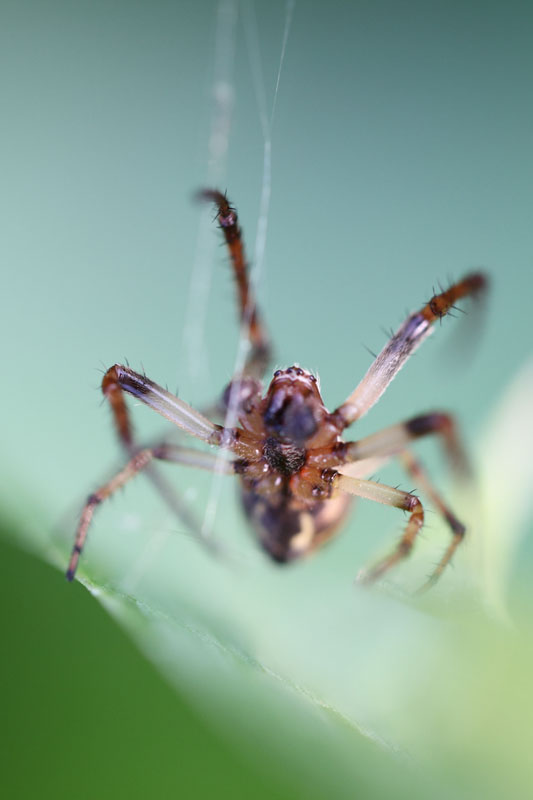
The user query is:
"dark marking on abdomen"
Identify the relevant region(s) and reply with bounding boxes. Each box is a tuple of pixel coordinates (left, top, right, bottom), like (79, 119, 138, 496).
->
(240, 487, 352, 563)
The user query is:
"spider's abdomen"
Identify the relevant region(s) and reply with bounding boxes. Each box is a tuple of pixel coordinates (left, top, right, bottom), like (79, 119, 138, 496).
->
(240, 486, 352, 563)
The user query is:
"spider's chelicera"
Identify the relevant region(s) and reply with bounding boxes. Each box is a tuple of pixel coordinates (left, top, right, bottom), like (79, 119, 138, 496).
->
(67, 190, 487, 590)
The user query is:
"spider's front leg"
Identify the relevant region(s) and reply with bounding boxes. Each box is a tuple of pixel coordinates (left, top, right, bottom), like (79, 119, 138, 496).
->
(102, 364, 224, 447)
(101, 364, 258, 459)
(199, 189, 272, 381)
(334, 272, 488, 427)
(67, 365, 255, 581)
(99, 364, 226, 555)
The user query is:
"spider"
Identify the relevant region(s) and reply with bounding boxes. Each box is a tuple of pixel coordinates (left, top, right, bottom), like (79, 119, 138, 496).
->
(67, 189, 487, 590)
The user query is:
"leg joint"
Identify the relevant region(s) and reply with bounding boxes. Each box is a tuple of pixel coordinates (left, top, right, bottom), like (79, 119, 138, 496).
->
(405, 412, 453, 438)
(398, 538, 413, 556)
(445, 511, 466, 537)
(87, 492, 102, 506)
(101, 365, 121, 396)
(405, 493, 423, 513)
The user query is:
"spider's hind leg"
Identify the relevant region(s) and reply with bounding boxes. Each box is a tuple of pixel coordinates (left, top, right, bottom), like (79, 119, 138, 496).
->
(333, 410, 470, 588)
(399, 450, 466, 592)
(67, 444, 234, 582)
(334, 455, 465, 591)
(331, 473, 425, 584)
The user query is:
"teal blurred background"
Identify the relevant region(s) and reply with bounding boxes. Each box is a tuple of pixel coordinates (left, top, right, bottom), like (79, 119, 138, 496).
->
(1, 1, 533, 798)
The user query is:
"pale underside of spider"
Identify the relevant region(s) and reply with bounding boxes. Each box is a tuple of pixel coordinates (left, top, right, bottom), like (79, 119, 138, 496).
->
(67, 190, 487, 590)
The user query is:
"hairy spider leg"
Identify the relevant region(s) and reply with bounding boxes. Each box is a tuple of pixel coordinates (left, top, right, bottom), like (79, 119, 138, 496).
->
(331, 473, 425, 584)
(335, 410, 469, 586)
(66, 445, 235, 581)
(199, 189, 272, 380)
(334, 272, 488, 427)
(99, 365, 223, 563)
(341, 411, 468, 473)
(102, 365, 221, 445)
(399, 450, 465, 592)
(101, 365, 257, 459)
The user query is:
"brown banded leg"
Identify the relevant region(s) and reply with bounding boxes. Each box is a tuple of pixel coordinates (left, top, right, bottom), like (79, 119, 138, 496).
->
(86, 365, 244, 583)
(399, 450, 465, 592)
(331, 473, 425, 584)
(199, 189, 272, 380)
(340, 411, 469, 474)
(102, 365, 225, 447)
(330, 412, 468, 587)
(102, 365, 134, 447)
(100, 365, 260, 461)
(334, 272, 488, 427)
(101, 365, 228, 559)
(66, 445, 235, 581)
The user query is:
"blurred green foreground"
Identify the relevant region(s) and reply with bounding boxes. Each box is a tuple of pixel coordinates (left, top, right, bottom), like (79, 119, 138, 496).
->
(0, 525, 299, 800)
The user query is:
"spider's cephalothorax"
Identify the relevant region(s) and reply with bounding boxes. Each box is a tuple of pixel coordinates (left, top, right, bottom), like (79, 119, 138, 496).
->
(262, 367, 324, 447)
(229, 365, 340, 461)
(67, 189, 487, 591)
